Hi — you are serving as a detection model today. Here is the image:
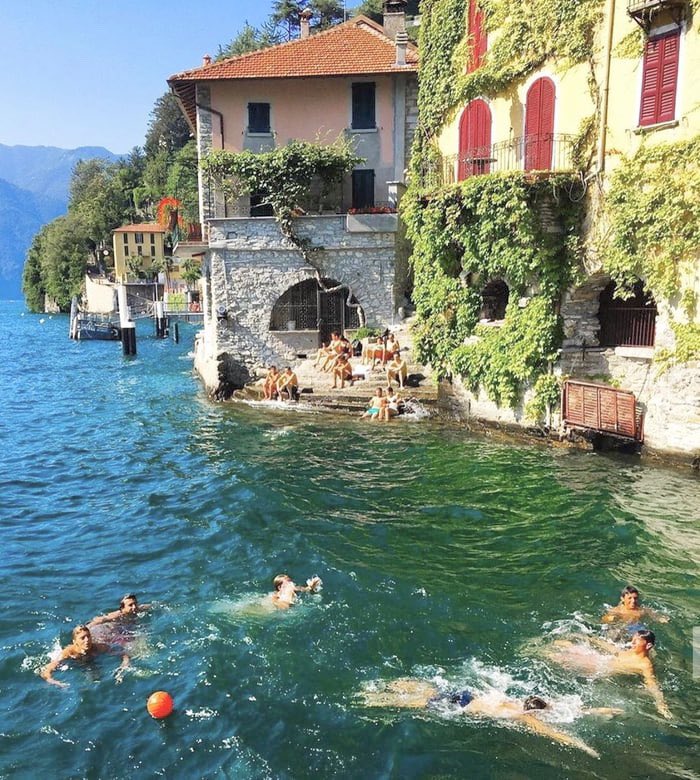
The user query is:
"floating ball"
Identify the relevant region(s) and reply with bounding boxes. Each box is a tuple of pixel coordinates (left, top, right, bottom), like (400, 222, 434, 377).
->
(147, 691, 174, 719)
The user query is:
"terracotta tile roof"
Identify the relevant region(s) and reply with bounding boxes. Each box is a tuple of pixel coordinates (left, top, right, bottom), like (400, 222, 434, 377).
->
(113, 223, 165, 234)
(168, 16, 417, 127)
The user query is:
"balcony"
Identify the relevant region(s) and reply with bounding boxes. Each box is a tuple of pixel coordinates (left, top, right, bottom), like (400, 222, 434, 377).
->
(627, 0, 688, 31)
(421, 133, 577, 189)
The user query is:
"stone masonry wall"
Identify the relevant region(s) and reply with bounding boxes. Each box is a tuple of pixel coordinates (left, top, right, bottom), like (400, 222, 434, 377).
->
(206, 215, 401, 377)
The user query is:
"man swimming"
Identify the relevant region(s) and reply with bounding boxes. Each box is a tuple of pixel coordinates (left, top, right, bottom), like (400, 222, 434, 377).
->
(545, 629, 671, 719)
(602, 585, 669, 626)
(271, 573, 322, 609)
(41, 625, 129, 688)
(358, 678, 606, 757)
(88, 593, 150, 628)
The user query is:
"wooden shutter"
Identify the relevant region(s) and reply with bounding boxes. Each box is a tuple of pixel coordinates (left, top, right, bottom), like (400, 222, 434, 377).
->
(248, 103, 270, 133)
(352, 83, 376, 129)
(639, 31, 680, 126)
(352, 170, 375, 210)
(524, 77, 555, 171)
(468, 1, 487, 72)
(458, 100, 492, 179)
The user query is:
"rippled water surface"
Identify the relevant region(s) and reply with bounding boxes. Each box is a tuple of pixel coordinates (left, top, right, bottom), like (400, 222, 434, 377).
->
(1, 301, 698, 779)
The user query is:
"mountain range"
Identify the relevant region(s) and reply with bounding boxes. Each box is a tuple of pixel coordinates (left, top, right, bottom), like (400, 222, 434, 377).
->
(0, 144, 119, 299)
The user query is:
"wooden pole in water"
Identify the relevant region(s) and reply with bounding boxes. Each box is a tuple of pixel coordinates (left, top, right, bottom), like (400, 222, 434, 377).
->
(155, 300, 167, 339)
(173, 321, 180, 344)
(117, 284, 137, 356)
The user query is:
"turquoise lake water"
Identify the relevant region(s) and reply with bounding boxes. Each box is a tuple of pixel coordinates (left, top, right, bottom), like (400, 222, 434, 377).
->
(0, 299, 698, 779)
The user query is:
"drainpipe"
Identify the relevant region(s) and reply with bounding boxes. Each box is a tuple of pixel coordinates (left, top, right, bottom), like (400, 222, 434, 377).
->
(596, 0, 616, 175)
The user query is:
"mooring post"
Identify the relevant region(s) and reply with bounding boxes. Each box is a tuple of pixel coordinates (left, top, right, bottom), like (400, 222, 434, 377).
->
(173, 322, 180, 344)
(155, 300, 167, 339)
(117, 284, 137, 356)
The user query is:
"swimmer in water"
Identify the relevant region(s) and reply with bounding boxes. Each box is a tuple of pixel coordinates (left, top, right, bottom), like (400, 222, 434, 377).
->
(271, 574, 322, 609)
(602, 585, 669, 626)
(88, 593, 150, 627)
(545, 629, 671, 719)
(359, 678, 605, 757)
(41, 625, 129, 688)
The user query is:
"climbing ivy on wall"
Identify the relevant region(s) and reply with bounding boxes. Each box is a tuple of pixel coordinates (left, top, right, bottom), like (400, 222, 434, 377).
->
(602, 136, 700, 304)
(402, 172, 583, 404)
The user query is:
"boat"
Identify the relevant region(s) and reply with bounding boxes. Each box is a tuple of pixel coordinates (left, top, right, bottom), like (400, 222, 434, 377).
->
(69, 297, 121, 341)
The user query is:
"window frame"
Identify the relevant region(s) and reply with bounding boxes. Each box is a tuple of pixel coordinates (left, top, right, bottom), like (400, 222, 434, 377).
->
(351, 82, 376, 130)
(638, 28, 681, 128)
(247, 102, 271, 134)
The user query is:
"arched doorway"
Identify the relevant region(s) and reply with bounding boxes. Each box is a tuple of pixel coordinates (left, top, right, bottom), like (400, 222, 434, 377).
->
(524, 77, 555, 171)
(480, 279, 509, 321)
(269, 278, 361, 344)
(598, 280, 657, 347)
(458, 99, 492, 180)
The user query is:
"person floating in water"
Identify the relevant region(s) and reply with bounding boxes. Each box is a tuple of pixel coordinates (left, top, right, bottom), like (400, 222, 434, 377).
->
(545, 629, 671, 719)
(602, 585, 669, 626)
(88, 593, 150, 627)
(358, 678, 608, 757)
(41, 625, 129, 688)
(271, 573, 322, 609)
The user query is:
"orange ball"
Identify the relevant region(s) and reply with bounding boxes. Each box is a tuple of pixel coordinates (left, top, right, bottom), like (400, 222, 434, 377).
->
(147, 691, 174, 719)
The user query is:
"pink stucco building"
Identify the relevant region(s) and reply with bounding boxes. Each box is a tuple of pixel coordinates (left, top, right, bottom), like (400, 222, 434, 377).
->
(168, 4, 419, 393)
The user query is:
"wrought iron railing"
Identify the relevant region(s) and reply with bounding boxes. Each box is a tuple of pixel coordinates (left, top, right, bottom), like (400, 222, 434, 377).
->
(422, 133, 577, 188)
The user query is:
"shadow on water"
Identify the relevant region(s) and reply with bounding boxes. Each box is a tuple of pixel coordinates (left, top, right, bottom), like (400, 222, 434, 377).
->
(0, 303, 698, 778)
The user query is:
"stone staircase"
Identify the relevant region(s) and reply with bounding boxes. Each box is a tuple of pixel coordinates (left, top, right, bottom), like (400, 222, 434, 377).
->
(235, 319, 440, 416)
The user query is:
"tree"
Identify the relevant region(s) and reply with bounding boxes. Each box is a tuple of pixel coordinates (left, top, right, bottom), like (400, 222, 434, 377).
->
(144, 93, 191, 160)
(180, 258, 202, 289)
(165, 141, 200, 224)
(270, 0, 303, 40)
(312, 0, 344, 29)
(22, 229, 47, 311)
(216, 21, 281, 59)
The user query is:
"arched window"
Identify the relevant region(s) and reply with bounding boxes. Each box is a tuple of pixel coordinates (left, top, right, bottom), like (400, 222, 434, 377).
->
(458, 99, 492, 180)
(480, 279, 509, 321)
(270, 278, 360, 343)
(524, 77, 555, 171)
(598, 280, 657, 347)
(468, 1, 487, 73)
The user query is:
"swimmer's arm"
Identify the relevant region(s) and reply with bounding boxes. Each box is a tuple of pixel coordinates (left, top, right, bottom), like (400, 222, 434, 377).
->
(642, 666, 672, 719)
(601, 606, 621, 624)
(114, 651, 130, 683)
(585, 635, 618, 653)
(516, 714, 599, 758)
(581, 707, 624, 718)
(41, 650, 71, 688)
(87, 609, 121, 627)
(642, 607, 670, 623)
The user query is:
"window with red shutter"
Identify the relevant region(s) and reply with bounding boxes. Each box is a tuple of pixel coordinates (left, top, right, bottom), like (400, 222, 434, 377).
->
(458, 100, 492, 180)
(468, 1, 487, 73)
(639, 30, 680, 127)
(524, 77, 555, 171)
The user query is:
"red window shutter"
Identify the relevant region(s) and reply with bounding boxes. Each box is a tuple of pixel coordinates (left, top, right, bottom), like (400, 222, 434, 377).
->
(468, 1, 487, 72)
(639, 31, 679, 126)
(524, 77, 555, 170)
(458, 100, 492, 179)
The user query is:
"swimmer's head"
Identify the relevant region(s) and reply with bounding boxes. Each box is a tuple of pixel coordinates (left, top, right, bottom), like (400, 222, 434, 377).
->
(620, 585, 640, 609)
(632, 629, 656, 651)
(72, 625, 92, 651)
(273, 574, 292, 591)
(120, 593, 138, 613)
(523, 696, 549, 711)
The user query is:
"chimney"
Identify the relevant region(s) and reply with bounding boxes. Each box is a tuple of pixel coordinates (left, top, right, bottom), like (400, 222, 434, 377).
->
(382, 0, 407, 43)
(395, 31, 408, 66)
(202, 54, 212, 66)
(300, 8, 313, 39)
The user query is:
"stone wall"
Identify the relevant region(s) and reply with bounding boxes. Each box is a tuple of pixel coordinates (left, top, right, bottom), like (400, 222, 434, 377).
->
(203, 214, 405, 383)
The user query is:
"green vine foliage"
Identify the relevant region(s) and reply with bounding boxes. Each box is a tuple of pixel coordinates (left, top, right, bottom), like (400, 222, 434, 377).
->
(525, 372, 563, 424)
(602, 136, 700, 301)
(202, 139, 361, 242)
(655, 323, 700, 374)
(403, 172, 583, 403)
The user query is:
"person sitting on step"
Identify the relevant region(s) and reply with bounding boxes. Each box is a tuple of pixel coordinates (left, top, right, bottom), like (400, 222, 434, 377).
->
(386, 351, 408, 389)
(332, 353, 354, 389)
(277, 367, 299, 401)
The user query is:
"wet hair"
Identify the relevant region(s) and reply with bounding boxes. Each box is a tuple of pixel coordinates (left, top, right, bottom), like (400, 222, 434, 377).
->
(72, 624, 91, 639)
(523, 696, 548, 711)
(635, 629, 656, 646)
(273, 574, 290, 591)
(376, 387, 384, 394)
(120, 593, 137, 609)
(621, 585, 640, 598)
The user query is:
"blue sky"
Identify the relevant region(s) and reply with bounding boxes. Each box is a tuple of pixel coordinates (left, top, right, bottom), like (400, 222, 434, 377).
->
(0, 0, 275, 154)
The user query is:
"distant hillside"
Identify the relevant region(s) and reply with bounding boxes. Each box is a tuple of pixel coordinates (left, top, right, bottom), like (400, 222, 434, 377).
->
(0, 144, 119, 299)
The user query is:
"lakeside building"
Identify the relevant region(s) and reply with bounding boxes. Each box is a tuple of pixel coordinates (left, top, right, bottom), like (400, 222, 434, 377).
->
(168, 2, 418, 390)
(409, 0, 699, 459)
(112, 223, 167, 283)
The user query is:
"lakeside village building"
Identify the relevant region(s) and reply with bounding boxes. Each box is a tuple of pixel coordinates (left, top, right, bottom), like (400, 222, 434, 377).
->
(168, 0, 699, 461)
(167, 3, 418, 391)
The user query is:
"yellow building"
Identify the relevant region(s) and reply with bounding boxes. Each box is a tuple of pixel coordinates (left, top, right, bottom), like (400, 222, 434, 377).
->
(410, 0, 699, 457)
(112, 223, 167, 283)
